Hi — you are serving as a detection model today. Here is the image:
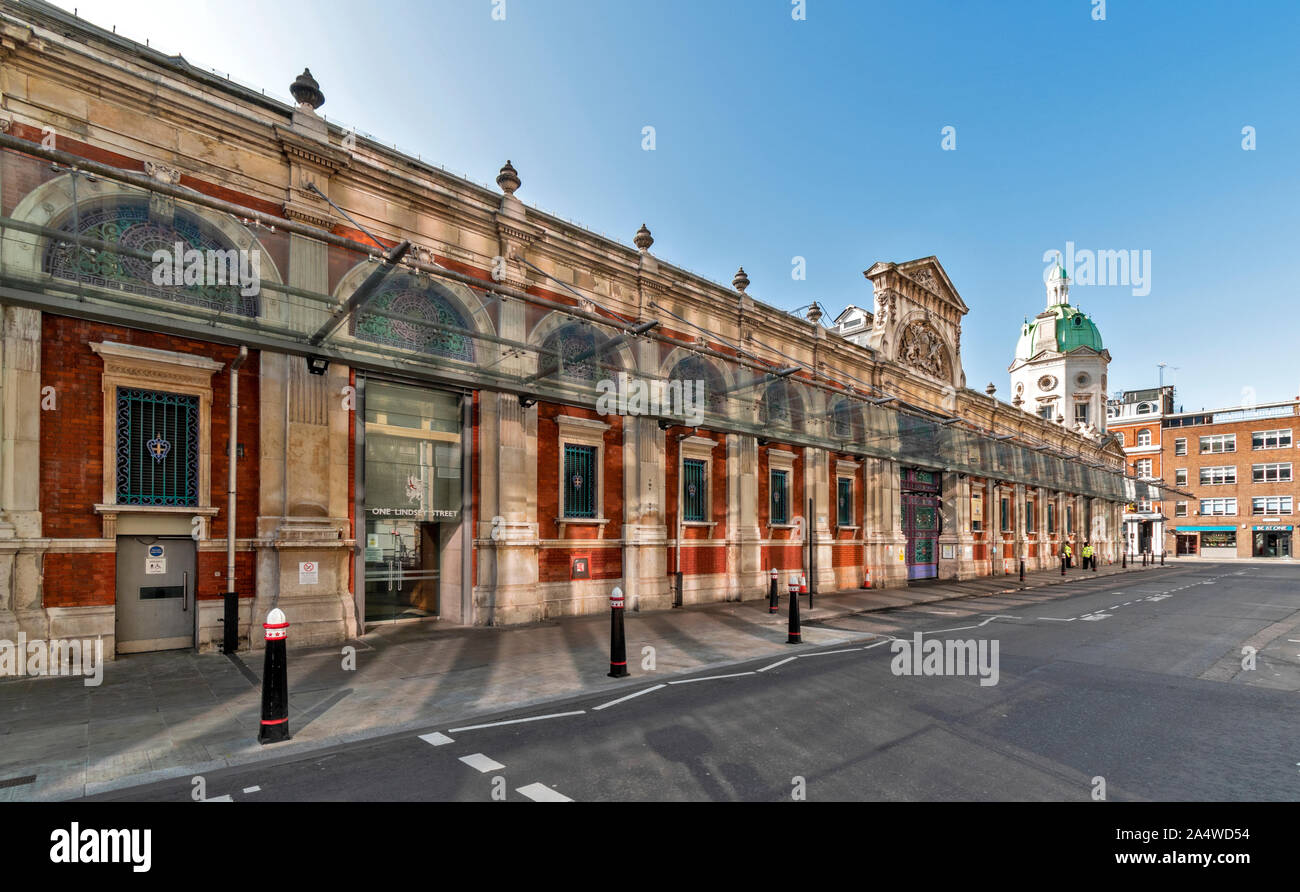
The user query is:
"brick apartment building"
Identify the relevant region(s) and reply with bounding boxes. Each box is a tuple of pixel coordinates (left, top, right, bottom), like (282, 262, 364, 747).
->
(1107, 386, 1175, 556)
(0, 0, 1134, 657)
(1163, 398, 1298, 559)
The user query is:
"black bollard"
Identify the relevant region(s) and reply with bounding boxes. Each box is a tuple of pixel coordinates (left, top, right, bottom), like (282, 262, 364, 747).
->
(1019, 559, 1025, 583)
(787, 575, 802, 644)
(1122, 550, 1127, 569)
(1160, 551, 1165, 566)
(1060, 553, 1066, 576)
(768, 568, 779, 614)
(258, 608, 290, 745)
(608, 587, 629, 678)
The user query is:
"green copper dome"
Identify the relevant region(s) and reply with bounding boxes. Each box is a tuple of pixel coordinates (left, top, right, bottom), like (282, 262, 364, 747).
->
(1015, 303, 1104, 359)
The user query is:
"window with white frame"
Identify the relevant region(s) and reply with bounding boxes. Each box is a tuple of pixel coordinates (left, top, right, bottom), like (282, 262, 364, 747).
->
(1137, 497, 1152, 512)
(679, 436, 719, 524)
(1175, 501, 1188, 517)
(1137, 428, 1152, 446)
(971, 489, 984, 532)
(1074, 402, 1089, 425)
(1252, 495, 1293, 515)
(1174, 468, 1187, 486)
(1199, 498, 1237, 516)
(1115, 431, 1125, 446)
(1199, 434, 1236, 454)
(1174, 438, 1187, 456)
(555, 415, 609, 522)
(1252, 429, 1292, 450)
(1199, 465, 1236, 486)
(1135, 458, 1153, 478)
(1253, 462, 1292, 483)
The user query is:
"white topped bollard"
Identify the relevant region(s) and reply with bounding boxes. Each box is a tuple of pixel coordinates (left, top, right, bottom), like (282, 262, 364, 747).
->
(607, 587, 629, 678)
(258, 607, 291, 744)
(769, 568, 780, 614)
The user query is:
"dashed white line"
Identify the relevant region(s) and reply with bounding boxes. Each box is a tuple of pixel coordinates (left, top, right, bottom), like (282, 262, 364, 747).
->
(757, 656, 797, 673)
(592, 684, 665, 710)
(459, 753, 505, 773)
(1038, 616, 1076, 622)
(242, 786, 261, 794)
(517, 782, 573, 802)
(668, 671, 756, 685)
(419, 731, 455, 746)
(798, 647, 864, 657)
(449, 711, 585, 733)
(204, 794, 233, 802)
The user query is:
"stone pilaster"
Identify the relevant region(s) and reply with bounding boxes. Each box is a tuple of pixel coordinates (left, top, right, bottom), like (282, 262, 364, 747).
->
(0, 304, 44, 643)
(865, 457, 907, 587)
(728, 433, 763, 599)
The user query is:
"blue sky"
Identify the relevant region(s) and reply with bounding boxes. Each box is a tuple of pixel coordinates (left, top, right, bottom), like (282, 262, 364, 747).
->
(55, 0, 1299, 409)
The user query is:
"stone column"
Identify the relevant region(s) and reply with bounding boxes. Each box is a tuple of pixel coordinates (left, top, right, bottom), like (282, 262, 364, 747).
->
(728, 433, 763, 600)
(621, 411, 668, 611)
(865, 457, 906, 587)
(940, 472, 974, 580)
(1014, 483, 1027, 575)
(254, 232, 355, 647)
(805, 446, 835, 592)
(0, 305, 44, 642)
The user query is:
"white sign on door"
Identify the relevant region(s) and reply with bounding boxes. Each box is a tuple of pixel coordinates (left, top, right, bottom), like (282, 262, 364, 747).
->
(145, 557, 166, 575)
(299, 561, 319, 585)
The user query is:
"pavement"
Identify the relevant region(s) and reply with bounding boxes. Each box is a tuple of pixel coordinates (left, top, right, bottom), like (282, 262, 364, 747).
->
(0, 560, 1179, 800)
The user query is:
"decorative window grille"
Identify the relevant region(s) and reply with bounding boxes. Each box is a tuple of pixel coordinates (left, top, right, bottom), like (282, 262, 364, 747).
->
(116, 387, 199, 506)
(683, 459, 707, 522)
(563, 444, 597, 518)
(770, 469, 788, 525)
(837, 477, 853, 526)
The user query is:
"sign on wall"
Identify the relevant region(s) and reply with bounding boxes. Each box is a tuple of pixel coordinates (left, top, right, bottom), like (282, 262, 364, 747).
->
(571, 555, 591, 580)
(299, 561, 319, 585)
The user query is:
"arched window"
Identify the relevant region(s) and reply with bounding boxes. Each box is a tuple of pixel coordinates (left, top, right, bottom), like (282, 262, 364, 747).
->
(351, 273, 474, 361)
(43, 200, 260, 316)
(668, 354, 726, 415)
(537, 323, 609, 383)
(1137, 428, 1152, 446)
(761, 379, 804, 429)
(1115, 431, 1125, 446)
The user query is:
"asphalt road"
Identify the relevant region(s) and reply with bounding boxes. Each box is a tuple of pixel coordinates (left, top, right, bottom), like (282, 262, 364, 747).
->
(90, 562, 1300, 802)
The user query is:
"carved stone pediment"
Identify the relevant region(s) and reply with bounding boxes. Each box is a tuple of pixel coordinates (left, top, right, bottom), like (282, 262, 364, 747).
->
(895, 319, 951, 381)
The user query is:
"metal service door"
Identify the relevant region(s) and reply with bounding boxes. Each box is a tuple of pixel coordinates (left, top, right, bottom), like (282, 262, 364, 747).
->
(115, 537, 196, 653)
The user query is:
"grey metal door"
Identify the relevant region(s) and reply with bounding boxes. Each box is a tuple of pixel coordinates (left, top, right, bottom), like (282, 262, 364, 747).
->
(115, 537, 195, 653)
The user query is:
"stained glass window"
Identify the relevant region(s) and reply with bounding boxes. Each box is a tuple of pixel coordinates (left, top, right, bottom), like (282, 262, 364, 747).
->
(352, 275, 474, 361)
(43, 201, 260, 317)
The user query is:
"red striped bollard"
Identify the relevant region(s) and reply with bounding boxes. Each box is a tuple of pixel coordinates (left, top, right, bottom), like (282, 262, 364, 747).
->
(257, 607, 290, 745)
(787, 574, 802, 644)
(608, 587, 629, 678)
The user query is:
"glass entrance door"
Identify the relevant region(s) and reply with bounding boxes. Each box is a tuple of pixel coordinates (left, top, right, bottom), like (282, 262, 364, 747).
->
(360, 380, 463, 624)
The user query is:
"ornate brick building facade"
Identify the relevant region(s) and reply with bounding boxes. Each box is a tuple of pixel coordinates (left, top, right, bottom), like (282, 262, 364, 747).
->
(0, 1, 1132, 656)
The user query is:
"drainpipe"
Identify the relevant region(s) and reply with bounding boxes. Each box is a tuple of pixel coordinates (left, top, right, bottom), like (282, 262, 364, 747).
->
(228, 346, 248, 619)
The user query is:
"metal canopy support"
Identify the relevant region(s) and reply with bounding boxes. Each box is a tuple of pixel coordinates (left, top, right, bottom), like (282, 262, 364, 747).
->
(308, 240, 412, 347)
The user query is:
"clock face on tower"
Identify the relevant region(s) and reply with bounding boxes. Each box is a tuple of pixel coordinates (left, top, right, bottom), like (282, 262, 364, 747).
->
(1037, 374, 1057, 392)
(1075, 372, 1091, 388)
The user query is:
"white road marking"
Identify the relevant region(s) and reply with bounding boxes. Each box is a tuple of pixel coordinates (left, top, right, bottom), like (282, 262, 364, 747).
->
(419, 731, 455, 746)
(459, 753, 506, 773)
(242, 786, 261, 794)
(1080, 613, 1112, 622)
(1038, 616, 1076, 622)
(593, 684, 666, 710)
(204, 794, 233, 802)
(757, 657, 798, 672)
(799, 647, 863, 657)
(450, 711, 585, 733)
(517, 782, 573, 802)
(862, 638, 896, 650)
(668, 671, 756, 685)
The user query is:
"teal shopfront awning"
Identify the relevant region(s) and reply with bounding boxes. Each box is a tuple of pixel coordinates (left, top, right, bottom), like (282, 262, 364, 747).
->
(1172, 525, 1237, 532)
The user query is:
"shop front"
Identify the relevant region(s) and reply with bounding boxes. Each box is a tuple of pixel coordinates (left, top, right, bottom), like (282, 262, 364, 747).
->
(1172, 525, 1237, 559)
(1252, 525, 1293, 558)
(354, 378, 471, 626)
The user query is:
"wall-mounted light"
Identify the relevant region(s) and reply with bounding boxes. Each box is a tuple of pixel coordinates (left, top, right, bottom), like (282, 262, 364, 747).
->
(305, 355, 330, 376)
(518, 394, 537, 409)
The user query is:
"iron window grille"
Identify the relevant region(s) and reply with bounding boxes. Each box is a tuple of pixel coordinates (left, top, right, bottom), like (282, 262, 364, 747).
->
(770, 469, 788, 525)
(116, 387, 200, 506)
(682, 458, 707, 522)
(563, 444, 597, 518)
(837, 477, 853, 526)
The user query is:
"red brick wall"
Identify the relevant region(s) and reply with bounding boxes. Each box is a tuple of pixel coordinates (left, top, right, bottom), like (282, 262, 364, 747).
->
(197, 550, 256, 600)
(39, 315, 260, 543)
(539, 546, 622, 582)
(43, 552, 114, 607)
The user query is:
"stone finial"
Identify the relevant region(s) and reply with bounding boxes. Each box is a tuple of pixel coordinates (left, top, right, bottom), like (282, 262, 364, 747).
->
(634, 223, 654, 251)
(496, 160, 521, 196)
(985, 382, 996, 396)
(1012, 394, 1024, 409)
(732, 266, 750, 293)
(807, 302, 822, 324)
(290, 68, 325, 110)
